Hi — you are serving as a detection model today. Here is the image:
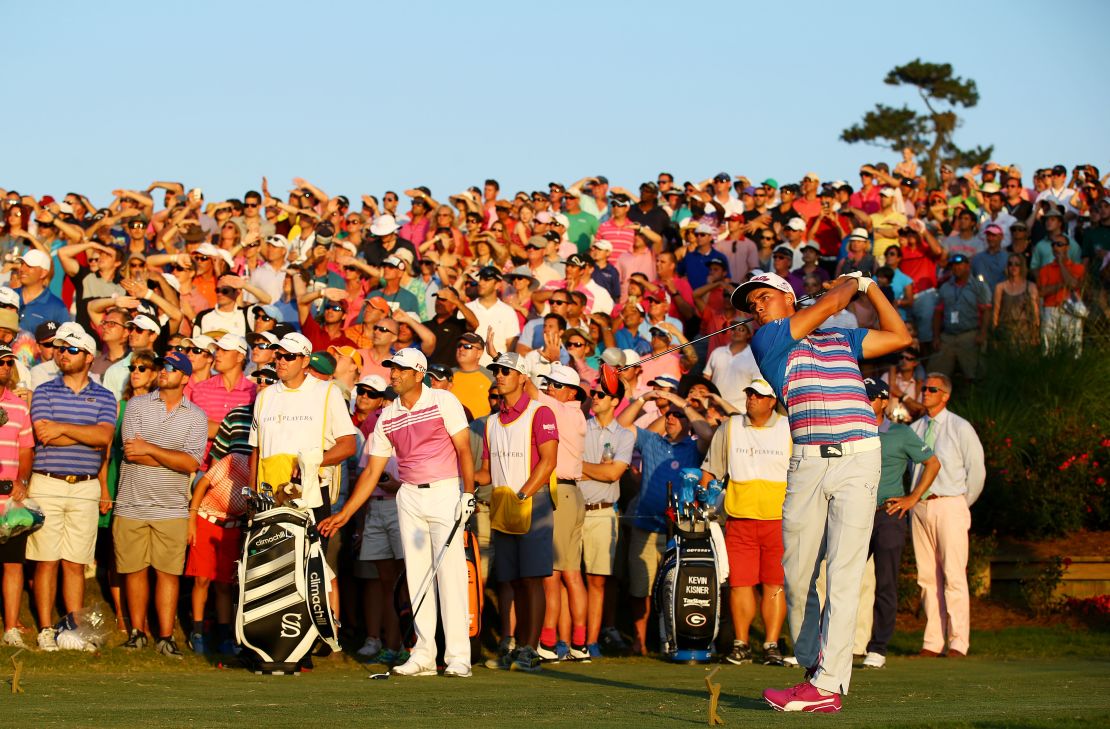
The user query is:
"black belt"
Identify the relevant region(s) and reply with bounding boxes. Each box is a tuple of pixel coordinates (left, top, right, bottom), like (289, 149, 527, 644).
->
(415, 483, 431, 489)
(557, 478, 577, 485)
(585, 501, 614, 511)
(33, 471, 97, 484)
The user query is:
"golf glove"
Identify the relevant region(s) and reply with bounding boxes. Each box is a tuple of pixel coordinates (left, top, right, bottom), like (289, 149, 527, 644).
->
(458, 492, 476, 522)
(842, 270, 873, 293)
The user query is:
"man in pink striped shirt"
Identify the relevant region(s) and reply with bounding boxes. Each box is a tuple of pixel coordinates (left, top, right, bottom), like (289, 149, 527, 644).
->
(319, 348, 475, 678)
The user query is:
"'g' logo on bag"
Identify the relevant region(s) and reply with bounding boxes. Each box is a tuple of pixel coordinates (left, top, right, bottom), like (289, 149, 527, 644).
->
(280, 613, 303, 638)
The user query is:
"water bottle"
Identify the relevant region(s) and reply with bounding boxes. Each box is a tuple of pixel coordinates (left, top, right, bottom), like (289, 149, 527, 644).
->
(601, 442, 615, 463)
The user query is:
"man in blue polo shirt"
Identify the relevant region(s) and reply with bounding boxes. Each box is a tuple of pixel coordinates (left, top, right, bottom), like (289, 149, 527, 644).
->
(732, 271, 910, 714)
(16, 250, 72, 334)
(26, 322, 116, 651)
(678, 223, 731, 290)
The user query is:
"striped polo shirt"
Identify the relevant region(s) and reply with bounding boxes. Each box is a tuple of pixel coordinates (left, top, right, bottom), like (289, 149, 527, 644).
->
(370, 386, 469, 485)
(208, 403, 254, 465)
(751, 319, 876, 446)
(0, 389, 33, 481)
(30, 376, 117, 476)
(115, 391, 209, 520)
(188, 372, 256, 459)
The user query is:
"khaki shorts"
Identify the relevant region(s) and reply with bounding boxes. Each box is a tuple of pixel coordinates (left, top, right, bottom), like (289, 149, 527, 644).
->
(552, 481, 585, 572)
(359, 497, 404, 561)
(627, 527, 666, 599)
(25, 474, 100, 565)
(113, 516, 189, 575)
(583, 506, 618, 576)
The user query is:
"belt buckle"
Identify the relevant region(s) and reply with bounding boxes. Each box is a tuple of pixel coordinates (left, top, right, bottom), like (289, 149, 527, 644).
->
(65, 474, 78, 484)
(819, 444, 844, 458)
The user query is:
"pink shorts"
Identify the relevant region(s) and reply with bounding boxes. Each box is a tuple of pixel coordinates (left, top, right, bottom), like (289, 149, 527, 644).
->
(724, 518, 784, 587)
(185, 517, 242, 584)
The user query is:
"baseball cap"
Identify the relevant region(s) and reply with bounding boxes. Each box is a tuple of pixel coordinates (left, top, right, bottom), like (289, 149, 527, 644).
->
(591, 239, 613, 252)
(161, 350, 193, 376)
(648, 374, 680, 391)
(459, 331, 485, 347)
(369, 214, 400, 236)
(213, 333, 248, 355)
(534, 211, 555, 225)
(247, 331, 278, 347)
(0, 345, 14, 361)
(126, 314, 161, 335)
(621, 349, 640, 367)
(477, 265, 503, 281)
(744, 379, 775, 397)
(264, 233, 289, 249)
(600, 347, 625, 367)
(713, 172, 731, 183)
(276, 332, 313, 356)
(649, 325, 671, 341)
(251, 304, 284, 323)
(357, 374, 389, 393)
(181, 334, 216, 352)
(17, 249, 51, 271)
(785, 218, 806, 232)
(1051, 164, 1067, 175)
(730, 272, 795, 313)
(761, 178, 779, 189)
(383, 347, 428, 373)
(879, 187, 896, 198)
(308, 351, 336, 376)
(981, 182, 1002, 195)
(543, 363, 586, 400)
(947, 253, 970, 265)
(984, 224, 1004, 236)
(52, 324, 97, 356)
(427, 363, 453, 382)
(800, 242, 821, 254)
(694, 223, 717, 236)
(489, 351, 528, 376)
(566, 253, 590, 268)
(1043, 206, 1064, 219)
(803, 171, 820, 182)
(772, 245, 795, 259)
(35, 321, 59, 343)
(863, 377, 889, 400)
(327, 345, 364, 370)
(848, 227, 870, 241)
(0, 287, 20, 309)
(382, 255, 406, 271)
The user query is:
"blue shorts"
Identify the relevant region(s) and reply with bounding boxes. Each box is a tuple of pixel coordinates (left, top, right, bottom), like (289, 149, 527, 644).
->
(492, 484, 554, 581)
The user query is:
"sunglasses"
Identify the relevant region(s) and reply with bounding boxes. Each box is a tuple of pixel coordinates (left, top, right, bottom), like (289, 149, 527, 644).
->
(489, 365, 517, 376)
(128, 364, 154, 373)
(0, 359, 13, 368)
(373, 325, 396, 334)
(1052, 242, 1069, 248)
(129, 223, 145, 229)
(186, 347, 210, 356)
(356, 387, 383, 397)
(252, 342, 273, 350)
(87, 257, 100, 264)
(922, 386, 945, 393)
(457, 343, 479, 350)
(548, 382, 570, 390)
(217, 286, 237, 297)
(253, 374, 277, 385)
(590, 390, 611, 398)
(255, 313, 275, 323)
(245, 202, 260, 208)
(549, 299, 569, 306)
(478, 274, 500, 281)
(192, 254, 211, 262)
(324, 303, 346, 312)
(59, 346, 85, 355)
(162, 363, 185, 373)
(39, 341, 56, 349)
(565, 341, 586, 349)
(275, 352, 301, 362)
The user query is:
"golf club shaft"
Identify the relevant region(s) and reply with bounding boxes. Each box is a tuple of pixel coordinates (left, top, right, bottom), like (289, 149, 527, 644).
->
(617, 291, 820, 372)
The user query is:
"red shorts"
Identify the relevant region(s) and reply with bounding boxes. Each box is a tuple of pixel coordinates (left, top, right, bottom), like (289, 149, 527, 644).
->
(184, 517, 242, 584)
(724, 518, 784, 587)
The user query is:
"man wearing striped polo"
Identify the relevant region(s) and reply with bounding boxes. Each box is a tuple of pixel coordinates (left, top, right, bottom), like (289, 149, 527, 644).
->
(319, 348, 476, 678)
(115, 351, 208, 657)
(27, 323, 116, 652)
(733, 271, 910, 714)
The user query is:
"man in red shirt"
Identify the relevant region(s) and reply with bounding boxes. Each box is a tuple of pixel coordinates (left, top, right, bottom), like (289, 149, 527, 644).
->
(297, 290, 357, 351)
(1037, 241, 1086, 353)
(793, 173, 823, 222)
(898, 228, 946, 349)
(596, 194, 638, 261)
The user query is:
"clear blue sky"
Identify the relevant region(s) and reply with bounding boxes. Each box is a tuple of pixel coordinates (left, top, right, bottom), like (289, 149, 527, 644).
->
(6, 0, 1109, 208)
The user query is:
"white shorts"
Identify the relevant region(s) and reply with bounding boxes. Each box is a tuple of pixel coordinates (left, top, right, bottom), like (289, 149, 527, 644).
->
(25, 474, 100, 565)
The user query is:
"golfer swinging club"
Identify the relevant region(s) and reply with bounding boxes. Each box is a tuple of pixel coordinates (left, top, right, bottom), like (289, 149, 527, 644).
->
(731, 271, 910, 713)
(319, 348, 476, 678)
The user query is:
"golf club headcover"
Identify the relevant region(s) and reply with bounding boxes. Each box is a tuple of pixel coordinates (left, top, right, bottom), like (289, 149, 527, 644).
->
(458, 492, 476, 522)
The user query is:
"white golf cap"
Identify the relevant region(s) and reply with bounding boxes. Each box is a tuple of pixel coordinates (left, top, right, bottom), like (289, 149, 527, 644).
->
(879, 186, 896, 197)
(18, 249, 51, 271)
(369, 214, 399, 236)
(600, 347, 625, 367)
(744, 379, 775, 397)
(275, 332, 312, 356)
(382, 347, 428, 373)
(213, 333, 248, 354)
(648, 374, 680, 390)
(52, 324, 97, 356)
(621, 349, 640, 367)
(181, 334, 216, 352)
(264, 233, 289, 248)
(544, 363, 587, 399)
(848, 227, 870, 241)
(591, 239, 613, 252)
(694, 223, 717, 236)
(247, 330, 278, 346)
(785, 218, 806, 232)
(490, 351, 529, 376)
(161, 272, 181, 293)
(382, 255, 406, 271)
(126, 314, 161, 334)
(357, 374, 389, 392)
(336, 239, 358, 254)
(0, 287, 20, 308)
(730, 272, 795, 313)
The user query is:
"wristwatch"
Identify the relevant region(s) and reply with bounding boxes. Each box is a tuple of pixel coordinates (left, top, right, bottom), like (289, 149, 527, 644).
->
(517, 491, 530, 502)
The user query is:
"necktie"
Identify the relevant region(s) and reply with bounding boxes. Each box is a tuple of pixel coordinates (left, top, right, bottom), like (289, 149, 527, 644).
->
(919, 418, 938, 499)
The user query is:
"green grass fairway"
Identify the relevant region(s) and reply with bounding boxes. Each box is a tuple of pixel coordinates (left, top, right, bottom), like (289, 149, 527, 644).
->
(4, 627, 1108, 728)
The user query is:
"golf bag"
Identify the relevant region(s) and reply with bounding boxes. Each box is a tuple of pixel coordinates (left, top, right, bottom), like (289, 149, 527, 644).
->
(235, 490, 339, 675)
(653, 468, 725, 663)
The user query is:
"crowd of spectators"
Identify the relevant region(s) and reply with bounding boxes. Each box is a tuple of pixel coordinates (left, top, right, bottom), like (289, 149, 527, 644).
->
(0, 156, 1104, 665)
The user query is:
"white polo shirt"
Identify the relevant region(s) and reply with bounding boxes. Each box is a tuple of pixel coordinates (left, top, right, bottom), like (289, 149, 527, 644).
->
(466, 298, 521, 366)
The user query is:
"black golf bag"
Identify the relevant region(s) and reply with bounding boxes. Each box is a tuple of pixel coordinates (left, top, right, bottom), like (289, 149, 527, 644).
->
(235, 503, 340, 674)
(652, 469, 724, 663)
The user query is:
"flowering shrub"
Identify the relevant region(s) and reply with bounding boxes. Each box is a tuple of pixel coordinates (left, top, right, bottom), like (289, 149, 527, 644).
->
(959, 338, 1110, 538)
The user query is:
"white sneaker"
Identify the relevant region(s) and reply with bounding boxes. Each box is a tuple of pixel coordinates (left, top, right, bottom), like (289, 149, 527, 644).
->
(536, 643, 560, 661)
(565, 645, 591, 663)
(392, 659, 437, 677)
(2, 628, 25, 647)
(443, 663, 472, 678)
(356, 637, 382, 658)
(37, 627, 58, 652)
(782, 654, 799, 666)
(862, 652, 886, 669)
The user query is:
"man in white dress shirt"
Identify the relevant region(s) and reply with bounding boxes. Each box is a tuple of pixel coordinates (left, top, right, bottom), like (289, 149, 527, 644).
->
(909, 372, 985, 658)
